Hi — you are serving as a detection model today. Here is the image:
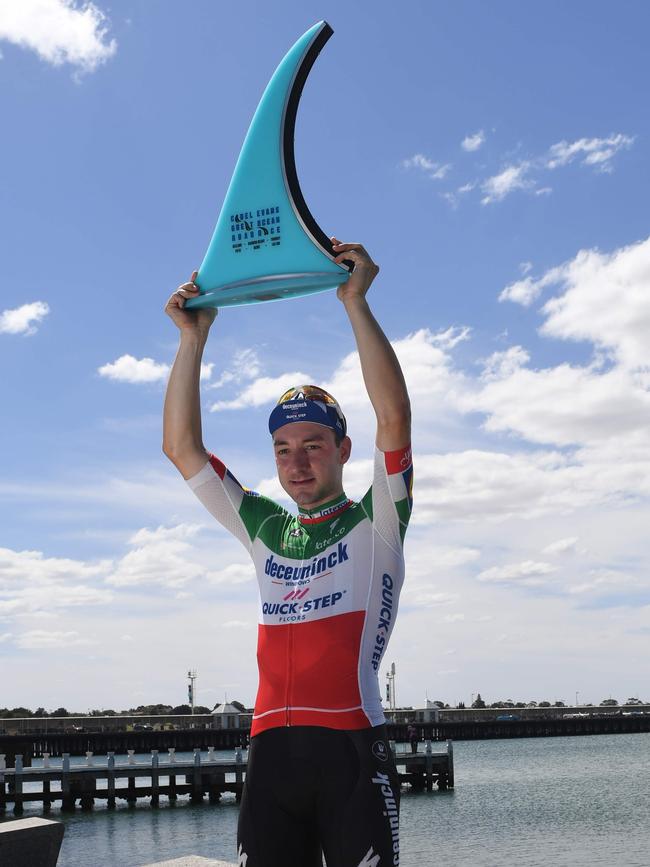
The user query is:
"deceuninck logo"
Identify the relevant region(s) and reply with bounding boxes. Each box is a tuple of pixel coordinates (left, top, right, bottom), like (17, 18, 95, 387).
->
(372, 771, 400, 865)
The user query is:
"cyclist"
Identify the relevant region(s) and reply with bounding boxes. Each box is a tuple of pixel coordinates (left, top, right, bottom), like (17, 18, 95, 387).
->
(163, 238, 412, 867)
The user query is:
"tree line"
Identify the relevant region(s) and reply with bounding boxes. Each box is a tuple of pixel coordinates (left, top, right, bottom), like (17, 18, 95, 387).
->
(0, 701, 249, 719)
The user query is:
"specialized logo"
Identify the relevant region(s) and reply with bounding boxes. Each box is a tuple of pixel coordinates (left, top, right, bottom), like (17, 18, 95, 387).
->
(371, 574, 395, 671)
(371, 771, 400, 865)
(358, 847, 381, 866)
(265, 542, 349, 583)
(371, 740, 388, 762)
(237, 843, 248, 866)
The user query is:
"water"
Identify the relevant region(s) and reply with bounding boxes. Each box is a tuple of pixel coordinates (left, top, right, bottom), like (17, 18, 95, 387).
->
(4, 734, 649, 866)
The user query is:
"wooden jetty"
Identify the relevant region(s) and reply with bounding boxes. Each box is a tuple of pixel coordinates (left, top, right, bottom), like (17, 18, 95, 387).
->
(0, 748, 246, 815)
(0, 742, 453, 814)
(394, 740, 454, 792)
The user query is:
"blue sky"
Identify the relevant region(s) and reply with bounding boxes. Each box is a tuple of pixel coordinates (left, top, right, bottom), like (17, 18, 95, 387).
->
(1, 0, 649, 713)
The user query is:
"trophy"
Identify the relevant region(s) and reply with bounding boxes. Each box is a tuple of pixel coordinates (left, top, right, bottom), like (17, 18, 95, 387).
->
(184, 21, 352, 310)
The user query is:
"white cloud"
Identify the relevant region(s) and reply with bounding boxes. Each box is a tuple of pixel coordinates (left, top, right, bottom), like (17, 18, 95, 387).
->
(0, 545, 110, 584)
(477, 560, 556, 585)
(499, 277, 541, 306)
(0, 545, 114, 619)
(207, 563, 255, 585)
(208, 348, 261, 389)
(480, 346, 530, 380)
(0, 301, 49, 335)
(499, 264, 564, 306)
(222, 619, 252, 629)
(15, 629, 94, 649)
(470, 361, 650, 447)
(449, 132, 633, 207)
(106, 523, 255, 589)
(401, 154, 452, 180)
(546, 134, 634, 173)
(107, 523, 205, 588)
(540, 237, 650, 371)
(543, 537, 580, 556)
(98, 354, 170, 384)
(481, 162, 532, 204)
(462, 130, 485, 152)
(410, 591, 460, 607)
(0, 0, 116, 73)
(210, 371, 312, 411)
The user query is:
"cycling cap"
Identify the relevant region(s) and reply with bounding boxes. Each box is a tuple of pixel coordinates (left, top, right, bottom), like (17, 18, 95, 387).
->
(268, 385, 347, 439)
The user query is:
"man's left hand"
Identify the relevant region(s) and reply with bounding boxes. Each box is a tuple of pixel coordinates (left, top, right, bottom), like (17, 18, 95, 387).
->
(331, 237, 379, 303)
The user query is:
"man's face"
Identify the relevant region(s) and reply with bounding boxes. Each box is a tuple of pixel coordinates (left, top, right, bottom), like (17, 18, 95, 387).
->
(272, 421, 351, 509)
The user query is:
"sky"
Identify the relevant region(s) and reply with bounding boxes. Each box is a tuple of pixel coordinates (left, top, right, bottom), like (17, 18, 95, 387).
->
(1, 0, 649, 714)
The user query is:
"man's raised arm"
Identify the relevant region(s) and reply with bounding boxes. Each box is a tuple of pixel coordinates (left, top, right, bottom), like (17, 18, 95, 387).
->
(332, 238, 411, 452)
(162, 271, 218, 479)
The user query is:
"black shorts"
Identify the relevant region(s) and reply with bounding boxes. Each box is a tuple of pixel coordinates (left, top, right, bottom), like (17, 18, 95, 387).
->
(237, 723, 401, 867)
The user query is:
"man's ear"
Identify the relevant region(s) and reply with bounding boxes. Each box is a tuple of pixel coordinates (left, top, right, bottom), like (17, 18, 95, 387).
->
(339, 435, 352, 465)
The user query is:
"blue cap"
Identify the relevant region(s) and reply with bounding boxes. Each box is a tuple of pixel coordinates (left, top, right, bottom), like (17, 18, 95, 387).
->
(268, 385, 346, 438)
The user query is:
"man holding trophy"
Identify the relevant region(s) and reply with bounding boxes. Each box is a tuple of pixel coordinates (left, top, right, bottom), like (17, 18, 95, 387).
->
(163, 237, 412, 867)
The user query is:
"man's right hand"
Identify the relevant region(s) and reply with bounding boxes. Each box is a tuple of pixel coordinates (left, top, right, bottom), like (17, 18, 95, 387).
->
(164, 270, 218, 335)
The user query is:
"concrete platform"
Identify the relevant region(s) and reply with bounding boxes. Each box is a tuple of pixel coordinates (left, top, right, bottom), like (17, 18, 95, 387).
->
(0, 817, 65, 867)
(140, 858, 235, 867)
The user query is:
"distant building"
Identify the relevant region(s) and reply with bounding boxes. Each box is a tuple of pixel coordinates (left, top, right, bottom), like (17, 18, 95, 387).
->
(211, 702, 242, 729)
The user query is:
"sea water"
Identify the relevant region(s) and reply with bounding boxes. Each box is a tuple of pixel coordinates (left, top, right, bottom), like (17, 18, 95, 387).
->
(5, 733, 649, 867)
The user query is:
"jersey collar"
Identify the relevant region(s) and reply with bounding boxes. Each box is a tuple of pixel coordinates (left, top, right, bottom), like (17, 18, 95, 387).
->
(298, 493, 353, 525)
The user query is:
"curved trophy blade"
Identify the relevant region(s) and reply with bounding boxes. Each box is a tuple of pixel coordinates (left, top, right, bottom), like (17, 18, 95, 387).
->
(186, 21, 350, 309)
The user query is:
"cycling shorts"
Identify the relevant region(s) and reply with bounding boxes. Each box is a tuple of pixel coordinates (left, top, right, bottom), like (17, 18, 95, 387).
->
(236, 724, 401, 867)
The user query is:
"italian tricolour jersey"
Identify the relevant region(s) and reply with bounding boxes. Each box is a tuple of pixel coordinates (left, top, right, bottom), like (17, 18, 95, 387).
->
(186, 444, 413, 736)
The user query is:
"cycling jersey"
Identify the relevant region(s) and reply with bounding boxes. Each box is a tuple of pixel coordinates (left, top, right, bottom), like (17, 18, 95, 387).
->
(186, 443, 413, 737)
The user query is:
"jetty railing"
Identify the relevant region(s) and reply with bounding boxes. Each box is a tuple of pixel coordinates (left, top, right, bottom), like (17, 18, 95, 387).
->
(0, 747, 247, 815)
(0, 741, 453, 814)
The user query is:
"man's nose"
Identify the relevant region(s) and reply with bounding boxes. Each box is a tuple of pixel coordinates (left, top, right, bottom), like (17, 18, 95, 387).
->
(288, 450, 310, 469)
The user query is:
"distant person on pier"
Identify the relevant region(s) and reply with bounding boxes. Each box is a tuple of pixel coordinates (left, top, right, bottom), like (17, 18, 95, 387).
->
(408, 722, 419, 754)
(163, 238, 413, 867)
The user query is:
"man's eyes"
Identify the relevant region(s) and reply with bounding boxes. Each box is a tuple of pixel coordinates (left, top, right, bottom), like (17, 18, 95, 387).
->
(276, 445, 319, 455)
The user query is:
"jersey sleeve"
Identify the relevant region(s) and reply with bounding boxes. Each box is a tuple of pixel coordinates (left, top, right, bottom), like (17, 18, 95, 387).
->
(361, 444, 413, 551)
(185, 454, 284, 552)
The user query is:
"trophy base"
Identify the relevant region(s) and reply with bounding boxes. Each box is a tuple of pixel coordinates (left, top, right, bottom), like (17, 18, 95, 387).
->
(184, 271, 347, 309)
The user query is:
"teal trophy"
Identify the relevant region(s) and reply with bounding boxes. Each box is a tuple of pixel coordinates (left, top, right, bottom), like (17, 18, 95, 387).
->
(185, 21, 351, 310)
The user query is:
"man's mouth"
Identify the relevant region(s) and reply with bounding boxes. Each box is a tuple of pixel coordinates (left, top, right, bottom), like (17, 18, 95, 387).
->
(291, 478, 315, 486)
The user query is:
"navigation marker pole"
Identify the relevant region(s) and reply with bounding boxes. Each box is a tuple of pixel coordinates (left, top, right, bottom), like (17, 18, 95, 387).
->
(188, 669, 197, 715)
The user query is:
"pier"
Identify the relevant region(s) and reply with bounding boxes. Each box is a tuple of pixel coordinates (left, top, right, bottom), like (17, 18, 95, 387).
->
(0, 742, 453, 814)
(0, 748, 246, 815)
(1, 712, 647, 767)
